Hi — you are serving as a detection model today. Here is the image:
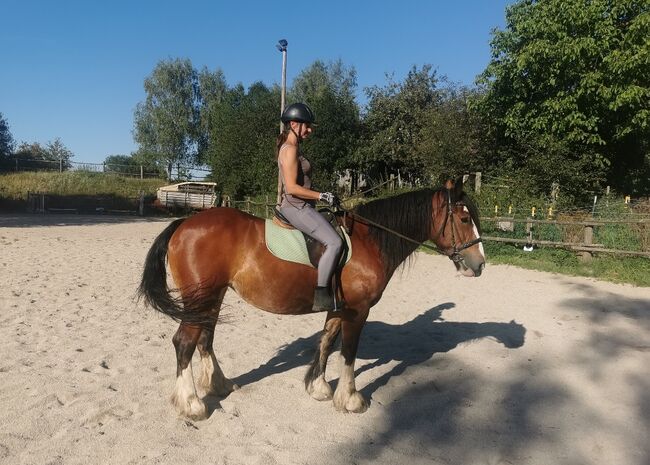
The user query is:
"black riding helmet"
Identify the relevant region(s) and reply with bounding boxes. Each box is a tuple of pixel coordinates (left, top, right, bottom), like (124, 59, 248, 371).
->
(281, 103, 316, 125)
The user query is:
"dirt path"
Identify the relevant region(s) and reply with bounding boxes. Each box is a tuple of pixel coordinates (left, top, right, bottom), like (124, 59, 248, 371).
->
(1, 215, 648, 465)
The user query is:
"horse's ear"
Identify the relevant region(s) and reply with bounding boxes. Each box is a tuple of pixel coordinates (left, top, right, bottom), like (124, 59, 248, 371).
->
(454, 176, 465, 197)
(445, 176, 464, 201)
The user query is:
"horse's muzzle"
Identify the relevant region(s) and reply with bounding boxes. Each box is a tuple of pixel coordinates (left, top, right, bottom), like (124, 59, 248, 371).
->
(457, 257, 485, 277)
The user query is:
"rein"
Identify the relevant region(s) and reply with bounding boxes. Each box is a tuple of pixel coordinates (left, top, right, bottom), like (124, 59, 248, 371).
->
(340, 189, 482, 263)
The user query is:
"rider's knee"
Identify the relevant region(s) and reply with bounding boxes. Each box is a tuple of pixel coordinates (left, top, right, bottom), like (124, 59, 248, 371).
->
(329, 235, 343, 254)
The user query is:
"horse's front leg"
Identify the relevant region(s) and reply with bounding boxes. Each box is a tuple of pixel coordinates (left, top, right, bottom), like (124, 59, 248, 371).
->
(333, 307, 370, 413)
(305, 316, 341, 401)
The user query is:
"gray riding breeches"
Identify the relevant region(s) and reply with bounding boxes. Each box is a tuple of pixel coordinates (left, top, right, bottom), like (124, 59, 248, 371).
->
(279, 205, 343, 287)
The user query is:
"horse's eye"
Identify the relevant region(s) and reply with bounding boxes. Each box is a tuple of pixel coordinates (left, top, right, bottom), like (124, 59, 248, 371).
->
(460, 217, 471, 224)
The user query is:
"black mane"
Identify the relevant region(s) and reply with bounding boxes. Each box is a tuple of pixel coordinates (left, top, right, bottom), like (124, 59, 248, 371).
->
(354, 188, 437, 274)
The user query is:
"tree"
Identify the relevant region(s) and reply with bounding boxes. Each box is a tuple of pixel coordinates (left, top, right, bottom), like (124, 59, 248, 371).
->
(477, 0, 650, 197)
(0, 113, 14, 157)
(417, 86, 486, 183)
(133, 58, 201, 179)
(356, 65, 441, 184)
(206, 82, 280, 197)
(361, 66, 439, 184)
(45, 138, 74, 169)
(197, 67, 228, 165)
(12, 138, 74, 171)
(0, 113, 15, 171)
(290, 60, 361, 190)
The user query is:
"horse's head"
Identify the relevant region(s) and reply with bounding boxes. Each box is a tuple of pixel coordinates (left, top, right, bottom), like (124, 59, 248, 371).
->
(430, 178, 485, 277)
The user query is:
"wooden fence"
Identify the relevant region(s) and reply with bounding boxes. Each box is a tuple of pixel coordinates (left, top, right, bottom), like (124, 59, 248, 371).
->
(481, 217, 650, 260)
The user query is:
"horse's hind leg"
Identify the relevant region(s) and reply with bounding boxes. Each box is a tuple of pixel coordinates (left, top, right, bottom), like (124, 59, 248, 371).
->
(196, 289, 239, 396)
(333, 307, 370, 413)
(171, 323, 207, 420)
(305, 316, 341, 401)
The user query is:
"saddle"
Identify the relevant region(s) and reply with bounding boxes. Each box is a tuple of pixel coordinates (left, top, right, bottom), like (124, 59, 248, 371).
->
(265, 208, 351, 268)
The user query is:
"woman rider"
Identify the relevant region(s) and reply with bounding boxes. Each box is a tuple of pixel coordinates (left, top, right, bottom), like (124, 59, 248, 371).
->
(277, 102, 343, 312)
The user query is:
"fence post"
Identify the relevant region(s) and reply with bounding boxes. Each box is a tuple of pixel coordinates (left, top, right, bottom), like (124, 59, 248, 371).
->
(265, 195, 269, 218)
(59, 159, 63, 172)
(140, 165, 143, 180)
(246, 196, 251, 213)
(475, 172, 481, 194)
(525, 217, 533, 249)
(578, 223, 594, 262)
(139, 191, 144, 216)
(389, 174, 395, 192)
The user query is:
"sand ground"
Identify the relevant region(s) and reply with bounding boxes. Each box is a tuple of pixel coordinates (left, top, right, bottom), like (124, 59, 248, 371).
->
(0, 214, 648, 465)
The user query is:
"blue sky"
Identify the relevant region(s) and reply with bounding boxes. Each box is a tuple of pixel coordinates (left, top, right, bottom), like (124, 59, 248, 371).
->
(1, 0, 512, 164)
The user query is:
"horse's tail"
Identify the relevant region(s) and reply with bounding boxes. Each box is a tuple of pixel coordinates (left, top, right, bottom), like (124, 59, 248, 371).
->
(137, 218, 217, 324)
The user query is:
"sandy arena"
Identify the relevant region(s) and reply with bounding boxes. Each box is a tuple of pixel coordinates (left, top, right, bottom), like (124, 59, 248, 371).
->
(0, 214, 648, 465)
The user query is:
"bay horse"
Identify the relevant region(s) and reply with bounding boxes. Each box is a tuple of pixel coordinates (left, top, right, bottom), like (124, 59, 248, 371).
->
(138, 179, 485, 420)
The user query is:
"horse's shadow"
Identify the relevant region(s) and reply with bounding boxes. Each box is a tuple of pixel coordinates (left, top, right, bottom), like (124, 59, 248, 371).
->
(232, 303, 526, 400)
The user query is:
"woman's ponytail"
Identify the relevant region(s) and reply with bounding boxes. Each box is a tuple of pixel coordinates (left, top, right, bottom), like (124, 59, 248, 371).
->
(276, 129, 289, 158)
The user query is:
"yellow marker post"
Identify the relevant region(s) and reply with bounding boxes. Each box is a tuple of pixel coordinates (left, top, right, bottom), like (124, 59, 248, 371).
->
(495, 205, 499, 215)
(548, 206, 553, 217)
(531, 207, 536, 217)
(508, 205, 513, 215)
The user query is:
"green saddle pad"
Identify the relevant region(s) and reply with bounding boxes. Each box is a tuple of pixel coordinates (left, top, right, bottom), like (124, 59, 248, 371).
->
(264, 219, 352, 267)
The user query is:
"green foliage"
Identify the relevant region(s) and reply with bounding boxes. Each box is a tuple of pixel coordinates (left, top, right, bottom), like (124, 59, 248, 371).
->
(133, 58, 202, 179)
(0, 171, 165, 199)
(11, 138, 74, 171)
(484, 242, 650, 287)
(0, 112, 14, 160)
(103, 154, 164, 177)
(596, 224, 643, 251)
(417, 86, 486, 182)
(291, 60, 361, 190)
(206, 82, 280, 197)
(356, 65, 441, 183)
(196, 67, 228, 164)
(477, 0, 650, 198)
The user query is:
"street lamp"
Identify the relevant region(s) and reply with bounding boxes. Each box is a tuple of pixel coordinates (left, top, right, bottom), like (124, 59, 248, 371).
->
(277, 39, 288, 133)
(276, 39, 288, 206)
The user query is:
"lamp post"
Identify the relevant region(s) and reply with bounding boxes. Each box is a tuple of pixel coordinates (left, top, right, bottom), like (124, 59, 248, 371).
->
(276, 39, 288, 206)
(276, 39, 288, 132)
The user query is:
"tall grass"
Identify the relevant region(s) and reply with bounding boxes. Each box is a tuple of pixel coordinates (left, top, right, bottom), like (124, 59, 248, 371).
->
(0, 171, 166, 199)
(483, 242, 650, 287)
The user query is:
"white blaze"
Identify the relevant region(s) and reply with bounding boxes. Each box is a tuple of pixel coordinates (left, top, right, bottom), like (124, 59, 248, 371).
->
(464, 206, 485, 259)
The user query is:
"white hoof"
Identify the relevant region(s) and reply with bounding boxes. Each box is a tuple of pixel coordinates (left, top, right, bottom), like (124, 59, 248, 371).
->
(333, 390, 368, 413)
(307, 376, 333, 401)
(171, 392, 208, 420)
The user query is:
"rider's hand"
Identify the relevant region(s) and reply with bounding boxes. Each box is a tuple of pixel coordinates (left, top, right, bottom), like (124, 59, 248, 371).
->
(319, 192, 338, 207)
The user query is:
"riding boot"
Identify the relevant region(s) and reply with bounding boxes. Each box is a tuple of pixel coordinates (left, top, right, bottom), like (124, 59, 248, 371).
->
(312, 286, 344, 313)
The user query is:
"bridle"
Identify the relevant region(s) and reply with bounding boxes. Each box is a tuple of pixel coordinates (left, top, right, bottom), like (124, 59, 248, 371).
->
(431, 189, 483, 263)
(342, 188, 483, 264)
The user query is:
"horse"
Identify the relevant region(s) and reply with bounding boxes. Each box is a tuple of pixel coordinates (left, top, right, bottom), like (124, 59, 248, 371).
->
(138, 178, 485, 420)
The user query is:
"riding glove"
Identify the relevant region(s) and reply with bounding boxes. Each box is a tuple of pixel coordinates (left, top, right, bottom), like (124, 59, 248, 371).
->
(319, 192, 338, 207)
